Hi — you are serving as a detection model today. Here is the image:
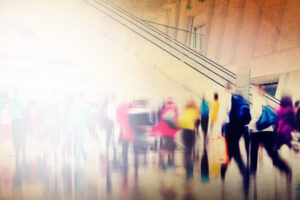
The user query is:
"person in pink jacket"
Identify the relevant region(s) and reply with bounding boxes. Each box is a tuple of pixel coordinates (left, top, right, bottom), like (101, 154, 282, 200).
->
(150, 98, 179, 138)
(150, 98, 179, 168)
(116, 101, 134, 165)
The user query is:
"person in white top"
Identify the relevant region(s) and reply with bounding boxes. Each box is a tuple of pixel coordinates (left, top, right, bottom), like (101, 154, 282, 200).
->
(249, 85, 273, 133)
(249, 85, 291, 177)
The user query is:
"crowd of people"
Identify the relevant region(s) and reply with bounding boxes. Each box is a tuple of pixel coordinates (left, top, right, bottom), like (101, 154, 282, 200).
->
(0, 85, 300, 197)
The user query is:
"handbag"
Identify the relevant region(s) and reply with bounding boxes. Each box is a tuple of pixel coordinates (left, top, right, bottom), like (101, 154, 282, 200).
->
(256, 106, 278, 130)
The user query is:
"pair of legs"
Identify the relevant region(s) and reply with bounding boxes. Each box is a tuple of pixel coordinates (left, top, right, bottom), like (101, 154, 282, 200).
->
(221, 124, 249, 180)
(74, 128, 87, 162)
(221, 124, 250, 196)
(182, 129, 196, 157)
(121, 132, 144, 167)
(182, 129, 196, 179)
(250, 131, 291, 176)
(159, 136, 176, 169)
(103, 119, 116, 160)
(221, 136, 247, 180)
(12, 119, 26, 162)
(200, 115, 209, 145)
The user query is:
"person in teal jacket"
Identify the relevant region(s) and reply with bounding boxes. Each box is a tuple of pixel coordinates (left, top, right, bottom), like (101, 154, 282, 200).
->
(200, 95, 209, 144)
(10, 90, 26, 162)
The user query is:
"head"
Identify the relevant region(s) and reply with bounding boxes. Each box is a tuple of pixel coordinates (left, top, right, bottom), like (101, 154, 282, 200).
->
(167, 96, 173, 103)
(214, 93, 218, 101)
(280, 96, 293, 107)
(225, 82, 233, 93)
(186, 98, 196, 108)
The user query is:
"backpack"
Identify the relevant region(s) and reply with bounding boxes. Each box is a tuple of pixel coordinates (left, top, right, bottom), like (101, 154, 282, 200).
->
(229, 94, 251, 126)
(256, 106, 278, 130)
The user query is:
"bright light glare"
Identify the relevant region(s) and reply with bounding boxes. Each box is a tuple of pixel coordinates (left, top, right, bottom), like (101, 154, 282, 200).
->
(0, 0, 122, 98)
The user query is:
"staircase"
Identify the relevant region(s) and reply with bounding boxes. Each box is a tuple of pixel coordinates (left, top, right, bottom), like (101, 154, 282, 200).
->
(84, 0, 280, 108)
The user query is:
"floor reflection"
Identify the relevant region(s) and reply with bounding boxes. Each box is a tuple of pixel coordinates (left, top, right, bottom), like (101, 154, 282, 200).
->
(0, 137, 299, 200)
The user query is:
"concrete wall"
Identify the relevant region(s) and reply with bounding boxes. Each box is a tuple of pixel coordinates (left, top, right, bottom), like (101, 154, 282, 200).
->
(109, 0, 300, 78)
(276, 70, 300, 102)
(108, 0, 300, 101)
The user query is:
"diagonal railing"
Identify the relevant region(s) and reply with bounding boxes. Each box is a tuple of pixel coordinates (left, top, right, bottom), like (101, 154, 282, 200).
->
(84, 0, 235, 88)
(83, 0, 280, 107)
(101, 0, 236, 78)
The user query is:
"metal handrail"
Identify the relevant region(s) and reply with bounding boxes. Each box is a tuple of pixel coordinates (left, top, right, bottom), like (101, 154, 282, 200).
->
(98, 0, 236, 79)
(83, 0, 279, 106)
(84, 0, 231, 88)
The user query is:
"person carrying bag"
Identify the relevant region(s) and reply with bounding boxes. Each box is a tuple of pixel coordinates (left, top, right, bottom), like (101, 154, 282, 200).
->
(249, 86, 291, 177)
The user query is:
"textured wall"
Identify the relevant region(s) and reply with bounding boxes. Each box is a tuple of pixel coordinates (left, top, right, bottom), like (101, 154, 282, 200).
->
(110, 0, 300, 79)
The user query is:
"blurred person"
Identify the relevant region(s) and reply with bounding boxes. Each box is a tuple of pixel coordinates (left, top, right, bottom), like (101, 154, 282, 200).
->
(177, 98, 200, 178)
(221, 83, 250, 163)
(184, 154, 194, 180)
(62, 95, 75, 158)
(99, 95, 116, 158)
(40, 99, 61, 160)
(221, 92, 251, 195)
(88, 101, 98, 140)
(209, 92, 220, 136)
(35, 100, 50, 157)
(26, 100, 39, 137)
(71, 93, 91, 163)
(116, 101, 134, 193)
(150, 98, 179, 169)
(177, 98, 200, 153)
(105, 152, 112, 194)
(200, 95, 209, 145)
(116, 101, 134, 166)
(276, 95, 297, 149)
(10, 89, 27, 162)
(249, 86, 291, 178)
(128, 99, 153, 177)
(221, 82, 233, 136)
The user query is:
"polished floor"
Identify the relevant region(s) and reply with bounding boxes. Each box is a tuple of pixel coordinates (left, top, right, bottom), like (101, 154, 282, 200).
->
(0, 134, 299, 200)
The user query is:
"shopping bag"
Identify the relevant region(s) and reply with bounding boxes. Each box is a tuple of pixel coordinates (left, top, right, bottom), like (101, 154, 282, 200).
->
(209, 136, 229, 164)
